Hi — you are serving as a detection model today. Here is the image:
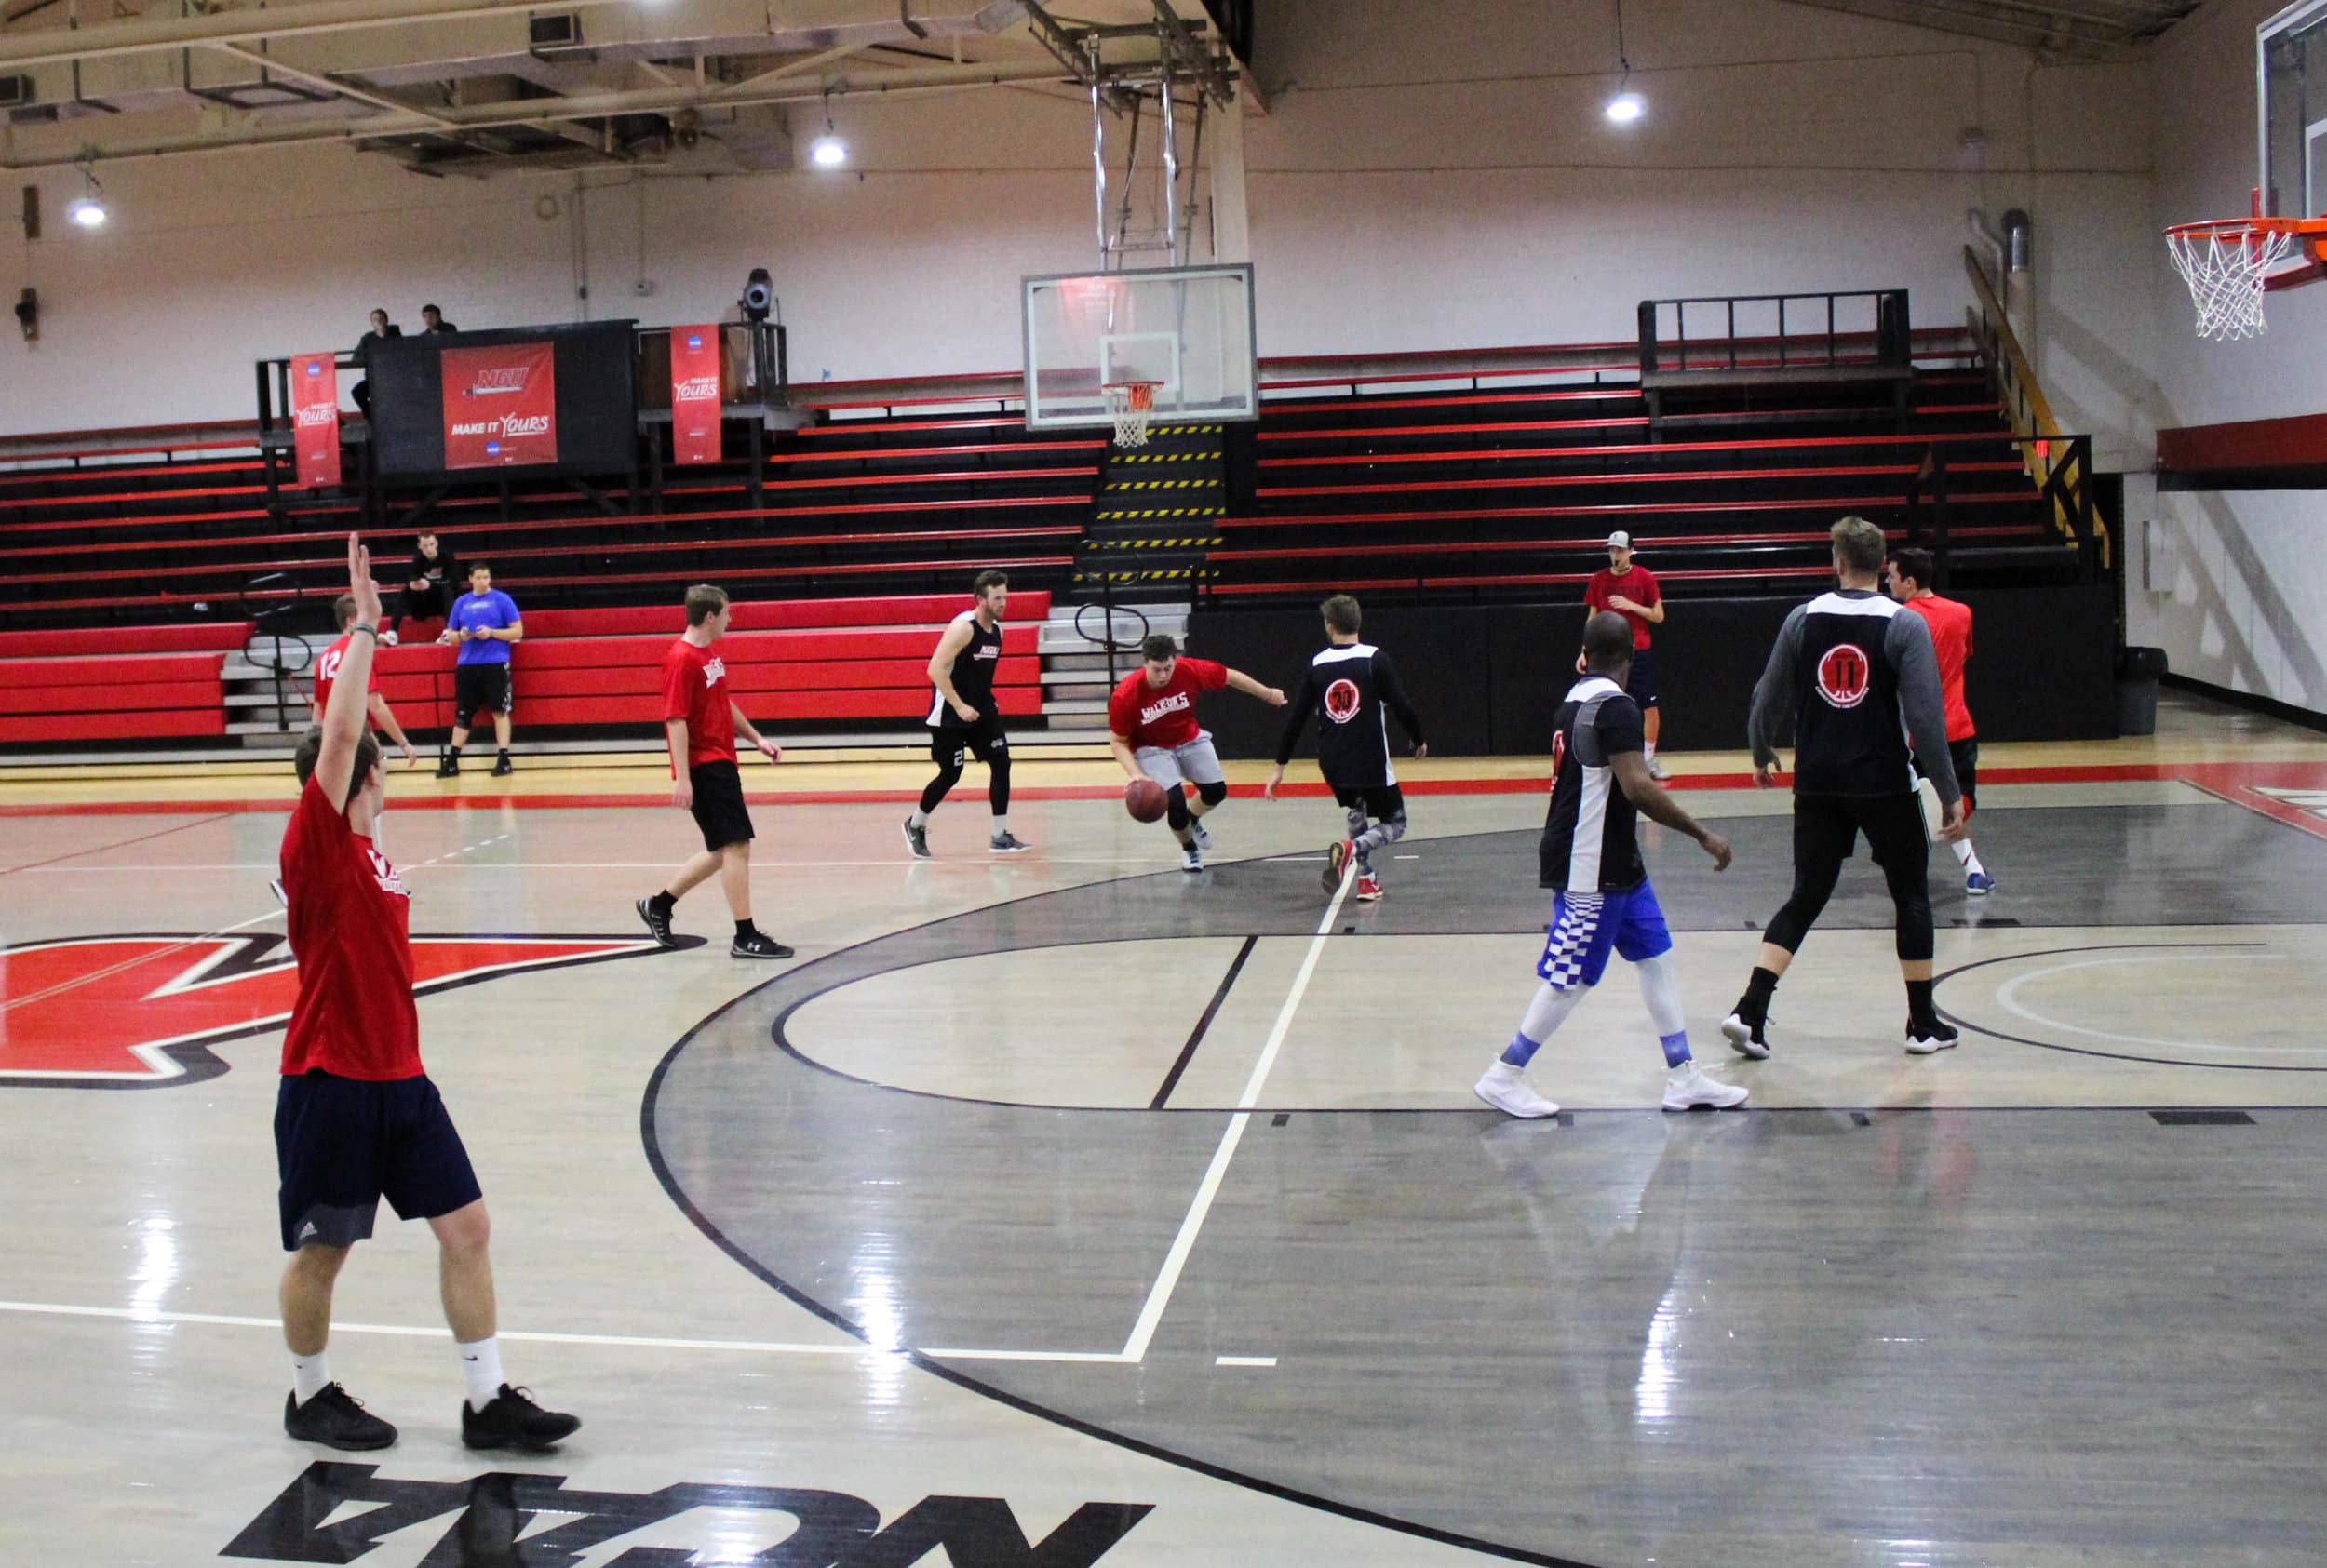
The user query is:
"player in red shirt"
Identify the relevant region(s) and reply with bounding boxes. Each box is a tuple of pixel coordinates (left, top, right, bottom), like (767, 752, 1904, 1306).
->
(635, 583, 792, 958)
(1583, 531, 1669, 779)
(276, 535, 578, 1455)
(1108, 632, 1285, 872)
(313, 592, 418, 769)
(1888, 547, 1994, 894)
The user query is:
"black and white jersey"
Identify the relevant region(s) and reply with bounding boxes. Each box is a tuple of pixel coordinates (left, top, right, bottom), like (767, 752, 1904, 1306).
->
(927, 610, 1003, 729)
(1274, 642, 1425, 788)
(1746, 589, 1958, 803)
(1538, 676, 1647, 892)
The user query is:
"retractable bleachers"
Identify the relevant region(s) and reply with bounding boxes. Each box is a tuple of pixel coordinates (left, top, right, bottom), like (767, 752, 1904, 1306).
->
(0, 412, 1089, 629)
(1205, 366, 2066, 602)
(0, 621, 249, 744)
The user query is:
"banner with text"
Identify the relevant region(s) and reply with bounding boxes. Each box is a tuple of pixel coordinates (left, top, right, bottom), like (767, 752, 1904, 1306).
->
(442, 341, 558, 469)
(670, 326, 722, 465)
(289, 354, 341, 489)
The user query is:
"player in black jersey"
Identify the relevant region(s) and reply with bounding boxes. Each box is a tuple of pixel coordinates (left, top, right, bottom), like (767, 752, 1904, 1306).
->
(1722, 516, 1967, 1061)
(1474, 612, 1746, 1118)
(1265, 596, 1425, 902)
(904, 570, 1027, 857)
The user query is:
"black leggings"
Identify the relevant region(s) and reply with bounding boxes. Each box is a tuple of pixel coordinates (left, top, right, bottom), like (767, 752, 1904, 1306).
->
(921, 717, 1010, 815)
(1764, 792, 1934, 962)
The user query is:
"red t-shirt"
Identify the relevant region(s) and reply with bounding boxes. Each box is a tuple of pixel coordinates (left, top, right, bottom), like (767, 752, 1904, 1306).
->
(278, 777, 421, 1080)
(661, 637, 736, 770)
(312, 632, 380, 720)
(1108, 657, 1228, 750)
(1905, 594, 1976, 741)
(1584, 566, 1661, 650)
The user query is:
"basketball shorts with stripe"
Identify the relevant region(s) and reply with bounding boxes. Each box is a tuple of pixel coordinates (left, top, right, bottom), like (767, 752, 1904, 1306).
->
(1536, 879, 1673, 990)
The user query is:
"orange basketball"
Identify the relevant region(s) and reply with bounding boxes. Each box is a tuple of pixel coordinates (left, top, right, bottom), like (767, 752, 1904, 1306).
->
(1125, 778, 1170, 823)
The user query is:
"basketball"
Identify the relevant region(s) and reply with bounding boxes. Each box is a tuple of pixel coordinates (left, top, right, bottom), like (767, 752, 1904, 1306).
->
(1124, 778, 1169, 823)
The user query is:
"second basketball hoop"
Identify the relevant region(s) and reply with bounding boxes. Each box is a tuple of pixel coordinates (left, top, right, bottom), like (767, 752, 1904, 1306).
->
(1104, 380, 1162, 448)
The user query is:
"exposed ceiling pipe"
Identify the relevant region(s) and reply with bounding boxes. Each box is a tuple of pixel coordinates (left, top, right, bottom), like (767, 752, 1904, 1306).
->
(0, 57, 1074, 166)
(0, 0, 647, 71)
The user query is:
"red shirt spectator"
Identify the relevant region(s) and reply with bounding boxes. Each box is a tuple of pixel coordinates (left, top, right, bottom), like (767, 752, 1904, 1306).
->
(277, 776, 421, 1080)
(661, 638, 736, 770)
(1108, 655, 1228, 750)
(1903, 593, 1976, 742)
(313, 630, 380, 719)
(1585, 562, 1661, 650)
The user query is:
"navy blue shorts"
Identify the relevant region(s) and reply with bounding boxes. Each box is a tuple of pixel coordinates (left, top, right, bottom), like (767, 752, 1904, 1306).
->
(276, 1070, 482, 1252)
(1626, 646, 1659, 709)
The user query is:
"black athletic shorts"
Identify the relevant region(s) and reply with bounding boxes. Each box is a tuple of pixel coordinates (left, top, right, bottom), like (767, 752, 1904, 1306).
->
(1626, 646, 1659, 709)
(1911, 736, 1979, 812)
(928, 709, 1008, 769)
(688, 757, 755, 851)
(276, 1070, 482, 1252)
(452, 662, 512, 721)
(1791, 791, 1930, 883)
(1331, 782, 1406, 820)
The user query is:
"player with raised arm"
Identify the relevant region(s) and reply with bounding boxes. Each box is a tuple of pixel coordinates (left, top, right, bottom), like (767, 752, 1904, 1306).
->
(1474, 611, 1749, 1118)
(1107, 633, 1286, 873)
(275, 534, 578, 1454)
(635, 585, 793, 960)
(1265, 595, 1426, 902)
(903, 570, 1027, 858)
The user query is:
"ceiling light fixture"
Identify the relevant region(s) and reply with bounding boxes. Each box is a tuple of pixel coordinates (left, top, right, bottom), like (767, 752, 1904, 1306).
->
(811, 90, 847, 168)
(66, 165, 106, 227)
(1605, 0, 1644, 125)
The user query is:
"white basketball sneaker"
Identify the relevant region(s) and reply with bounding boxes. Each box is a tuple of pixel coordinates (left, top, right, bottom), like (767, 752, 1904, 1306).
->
(1661, 1061, 1750, 1110)
(1473, 1063, 1559, 1119)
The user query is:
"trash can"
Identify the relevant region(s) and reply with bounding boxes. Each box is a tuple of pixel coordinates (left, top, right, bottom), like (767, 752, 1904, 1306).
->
(2116, 645, 2167, 737)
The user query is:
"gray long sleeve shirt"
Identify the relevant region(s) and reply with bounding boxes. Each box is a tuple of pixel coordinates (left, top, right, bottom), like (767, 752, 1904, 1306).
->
(1747, 588, 1959, 807)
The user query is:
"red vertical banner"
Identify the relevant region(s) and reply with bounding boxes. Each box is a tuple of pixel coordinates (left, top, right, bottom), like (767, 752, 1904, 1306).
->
(442, 342, 558, 469)
(289, 354, 341, 489)
(670, 325, 722, 465)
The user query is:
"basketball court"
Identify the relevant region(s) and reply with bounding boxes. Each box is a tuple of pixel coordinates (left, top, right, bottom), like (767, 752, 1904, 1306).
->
(2, 686, 2324, 1565)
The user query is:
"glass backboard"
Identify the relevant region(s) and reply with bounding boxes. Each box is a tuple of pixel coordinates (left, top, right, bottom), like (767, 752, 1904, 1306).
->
(1022, 264, 1258, 431)
(2262, 0, 2327, 217)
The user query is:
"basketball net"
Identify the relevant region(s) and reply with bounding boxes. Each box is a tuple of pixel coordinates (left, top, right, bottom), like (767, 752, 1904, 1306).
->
(1105, 382, 1158, 448)
(2165, 222, 2296, 341)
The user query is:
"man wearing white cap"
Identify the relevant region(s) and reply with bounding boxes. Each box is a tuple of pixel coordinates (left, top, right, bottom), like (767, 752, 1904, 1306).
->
(1583, 531, 1668, 778)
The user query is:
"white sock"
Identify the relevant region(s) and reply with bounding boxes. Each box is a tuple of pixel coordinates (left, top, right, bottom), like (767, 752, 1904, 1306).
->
(908, 808, 931, 829)
(1645, 742, 1656, 760)
(1952, 839, 1984, 875)
(990, 814, 1007, 837)
(458, 1336, 504, 1412)
(291, 1351, 331, 1406)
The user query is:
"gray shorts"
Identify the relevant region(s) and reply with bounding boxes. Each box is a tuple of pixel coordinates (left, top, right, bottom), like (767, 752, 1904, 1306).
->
(1135, 733, 1224, 789)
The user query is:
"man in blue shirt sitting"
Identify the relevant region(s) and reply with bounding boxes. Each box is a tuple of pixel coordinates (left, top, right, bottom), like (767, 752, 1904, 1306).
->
(436, 564, 523, 778)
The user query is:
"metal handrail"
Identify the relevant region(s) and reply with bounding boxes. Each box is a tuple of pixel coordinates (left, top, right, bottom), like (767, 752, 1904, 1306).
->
(1961, 245, 2112, 568)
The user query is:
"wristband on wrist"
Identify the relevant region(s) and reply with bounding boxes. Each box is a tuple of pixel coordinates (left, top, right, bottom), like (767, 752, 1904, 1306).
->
(351, 623, 378, 638)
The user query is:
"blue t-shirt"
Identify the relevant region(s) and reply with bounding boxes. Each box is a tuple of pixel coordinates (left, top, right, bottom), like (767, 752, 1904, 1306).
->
(447, 589, 520, 665)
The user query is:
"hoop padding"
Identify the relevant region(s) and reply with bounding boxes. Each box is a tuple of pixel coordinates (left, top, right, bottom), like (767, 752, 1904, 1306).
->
(2166, 222, 2297, 341)
(1104, 381, 1160, 448)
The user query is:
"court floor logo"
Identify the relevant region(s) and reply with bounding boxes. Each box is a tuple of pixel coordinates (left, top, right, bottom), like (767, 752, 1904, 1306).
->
(0, 932, 687, 1090)
(223, 1462, 1151, 1566)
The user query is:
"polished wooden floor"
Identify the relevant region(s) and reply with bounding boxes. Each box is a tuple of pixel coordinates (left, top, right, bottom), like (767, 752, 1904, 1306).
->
(5, 691, 2326, 1567)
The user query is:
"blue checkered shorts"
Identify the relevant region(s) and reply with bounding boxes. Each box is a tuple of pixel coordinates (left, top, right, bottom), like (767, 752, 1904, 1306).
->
(1536, 880, 1673, 990)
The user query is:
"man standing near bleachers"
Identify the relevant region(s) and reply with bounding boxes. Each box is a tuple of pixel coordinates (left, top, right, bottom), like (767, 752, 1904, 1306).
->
(436, 564, 520, 778)
(1584, 531, 1669, 779)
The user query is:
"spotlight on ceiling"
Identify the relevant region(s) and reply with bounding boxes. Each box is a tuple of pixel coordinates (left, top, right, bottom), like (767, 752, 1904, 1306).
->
(1605, 88, 1645, 124)
(67, 167, 106, 227)
(810, 133, 848, 168)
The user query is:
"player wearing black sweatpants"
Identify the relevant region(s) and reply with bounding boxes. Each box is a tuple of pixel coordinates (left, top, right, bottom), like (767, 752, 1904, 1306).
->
(1266, 596, 1425, 903)
(1723, 517, 1966, 1061)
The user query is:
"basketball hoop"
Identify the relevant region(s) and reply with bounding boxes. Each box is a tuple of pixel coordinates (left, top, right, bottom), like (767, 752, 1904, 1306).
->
(1103, 381, 1161, 448)
(2163, 205, 2327, 341)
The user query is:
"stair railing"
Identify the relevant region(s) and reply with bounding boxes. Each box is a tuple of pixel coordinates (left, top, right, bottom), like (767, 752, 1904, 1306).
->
(1962, 246, 2111, 570)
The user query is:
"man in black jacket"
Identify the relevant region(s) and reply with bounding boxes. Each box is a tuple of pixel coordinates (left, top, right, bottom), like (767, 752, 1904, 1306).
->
(382, 532, 454, 647)
(1722, 516, 1968, 1062)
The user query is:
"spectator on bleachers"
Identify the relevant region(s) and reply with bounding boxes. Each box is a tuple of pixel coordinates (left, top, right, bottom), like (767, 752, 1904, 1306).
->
(436, 564, 521, 778)
(383, 531, 455, 647)
(420, 304, 459, 335)
(350, 308, 400, 416)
